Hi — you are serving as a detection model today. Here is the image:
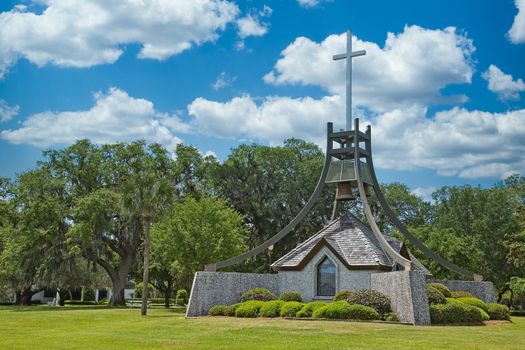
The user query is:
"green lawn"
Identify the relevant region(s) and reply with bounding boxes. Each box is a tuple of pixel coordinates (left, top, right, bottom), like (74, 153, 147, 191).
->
(0, 306, 522, 349)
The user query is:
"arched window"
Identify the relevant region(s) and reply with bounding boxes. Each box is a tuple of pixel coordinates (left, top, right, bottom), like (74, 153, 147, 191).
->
(317, 256, 336, 296)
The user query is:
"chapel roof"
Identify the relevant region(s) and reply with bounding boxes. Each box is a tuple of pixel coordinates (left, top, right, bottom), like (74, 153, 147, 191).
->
(271, 213, 431, 275)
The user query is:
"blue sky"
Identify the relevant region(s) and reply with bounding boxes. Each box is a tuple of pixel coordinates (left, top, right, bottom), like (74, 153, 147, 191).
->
(1, 0, 525, 198)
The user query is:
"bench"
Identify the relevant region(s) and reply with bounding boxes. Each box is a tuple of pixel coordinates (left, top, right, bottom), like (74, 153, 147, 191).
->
(127, 300, 152, 308)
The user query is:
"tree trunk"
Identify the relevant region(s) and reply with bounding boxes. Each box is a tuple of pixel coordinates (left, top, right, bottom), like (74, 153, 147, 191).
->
(497, 285, 510, 303)
(141, 218, 152, 316)
(16, 287, 33, 305)
(164, 279, 173, 308)
(99, 254, 133, 306)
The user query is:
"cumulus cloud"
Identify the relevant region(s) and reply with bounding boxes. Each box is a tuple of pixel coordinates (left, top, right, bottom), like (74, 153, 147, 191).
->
(187, 94, 525, 179)
(508, 0, 525, 44)
(0, 0, 240, 78)
(0, 99, 19, 122)
(482, 64, 525, 100)
(235, 5, 271, 49)
(264, 26, 475, 112)
(1, 88, 187, 149)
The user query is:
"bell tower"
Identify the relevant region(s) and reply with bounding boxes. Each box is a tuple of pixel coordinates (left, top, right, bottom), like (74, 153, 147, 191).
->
(204, 30, 482, 281)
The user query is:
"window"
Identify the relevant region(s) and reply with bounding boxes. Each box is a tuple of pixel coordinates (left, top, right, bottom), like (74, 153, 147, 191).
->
(317, 256, 336, 296)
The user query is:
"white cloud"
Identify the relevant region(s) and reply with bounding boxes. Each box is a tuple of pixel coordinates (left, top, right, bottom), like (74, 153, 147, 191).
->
(187, 93, 525, 179)
(482, 64, 525, 100)
(188, 94, 342, 145)
(235, 5, 271, 49)
(264, 26, 475, 113)
(0, 0, 240, 78)
(237, 15, 268, 39)
(297, 0, 320, 8)
(212, 71, 237, 90)
(411, 187, 436, 202)
(0, 99, 19, 122)
(508, 0, 525, 44)
(1, 88, 187, 149)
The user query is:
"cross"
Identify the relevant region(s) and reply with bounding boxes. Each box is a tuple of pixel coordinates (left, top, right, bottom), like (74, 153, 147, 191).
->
(333, 29, 366, 131)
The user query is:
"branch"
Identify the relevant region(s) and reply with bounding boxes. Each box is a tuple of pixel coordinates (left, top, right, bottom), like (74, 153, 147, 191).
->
(96, 258, 117, 282)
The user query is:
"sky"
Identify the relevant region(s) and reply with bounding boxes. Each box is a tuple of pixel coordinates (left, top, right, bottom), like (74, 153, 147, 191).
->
(1, 0, 525, 199)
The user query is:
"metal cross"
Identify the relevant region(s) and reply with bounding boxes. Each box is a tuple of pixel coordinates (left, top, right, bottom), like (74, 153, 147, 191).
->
(333, 29, 366, 131)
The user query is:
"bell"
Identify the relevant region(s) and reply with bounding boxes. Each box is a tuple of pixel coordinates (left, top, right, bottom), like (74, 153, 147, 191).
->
(336, 182, 356, 201)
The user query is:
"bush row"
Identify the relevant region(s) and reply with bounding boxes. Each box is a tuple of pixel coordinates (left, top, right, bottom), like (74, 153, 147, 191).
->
(209, 299, 388, 321)
(426, 283, 510, 323)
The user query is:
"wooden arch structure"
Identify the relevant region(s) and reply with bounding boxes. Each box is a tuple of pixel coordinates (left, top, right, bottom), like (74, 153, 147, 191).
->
(204, 119, 483, 281)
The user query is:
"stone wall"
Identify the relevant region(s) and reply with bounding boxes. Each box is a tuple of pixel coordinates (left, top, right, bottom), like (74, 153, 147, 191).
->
(186, 272, 279, 317)
(278, 246, 375, 301)
(371, 271, 430, 326)
(429, 279, 496, 303)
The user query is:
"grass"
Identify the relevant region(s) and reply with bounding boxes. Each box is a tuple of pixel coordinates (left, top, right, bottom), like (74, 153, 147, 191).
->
(0, 305, 523, 349)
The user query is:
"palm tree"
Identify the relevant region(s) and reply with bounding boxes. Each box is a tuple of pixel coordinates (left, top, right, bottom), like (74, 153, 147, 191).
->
(123, 171, 173, 316)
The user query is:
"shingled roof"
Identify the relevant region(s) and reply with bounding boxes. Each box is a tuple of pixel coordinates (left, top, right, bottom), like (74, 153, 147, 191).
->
(271, 213, 430, 275)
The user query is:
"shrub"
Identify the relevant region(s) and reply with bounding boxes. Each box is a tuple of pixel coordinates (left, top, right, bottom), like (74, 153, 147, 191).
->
(427, 286, 446, 305)
(208, 305, 228, 316)
(280, 301, 305, 317)
(385, 312, 399, 322)
(235, 300, 265, 318)
(296, 302, 327, 318)
(451, 291, 475, 299)
(427, 283, 451, 297)
(64, 300, 98, 305)
(82, 288, 96, 301)
(98, 298, 109, 305)
(487, 303, 510, 320)
(477, 308, 490, 321)
(259, 300, 285, 318)
(457, 297, 488, 313)
(239, 288, 276, 302)
(176, 289, 188, 304)
(279, 291, 303, 302)
(429, 303, 483, 324)
(312, 301, 380, 320)
(445, 297, 462, 305)
(347, 289, 392, 315)
(224, 303, 241, 317)
(333, 290, 354, 302)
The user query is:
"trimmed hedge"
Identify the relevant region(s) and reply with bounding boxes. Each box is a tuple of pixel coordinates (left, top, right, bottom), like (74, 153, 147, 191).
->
(445, 297, 462, 305)
(280, 301, 305, 317)
(296, 302, 327, 318)
(259, 300, 285, 318)
(487, 303, 510, 320)
(333, 290, 354, 302)
(64, 300, 98, 305)
(235, 300, 265, 318)
(279, 291, 303, 302)
(239, 288, 276, 302)
(429, 303, 483, 324)
(385, 312, 399, 322)
(347, 289, 392, 315)
(450, 291, 475, 299)
(312, 301, 380, 320)
(208, 305, 228, 316)
(457, 297, 488, 313)
(224, 303, 241, 317)
(477, 307, 490, 321)
(427, 283, 451, 298)
(427, 286, 446, 305)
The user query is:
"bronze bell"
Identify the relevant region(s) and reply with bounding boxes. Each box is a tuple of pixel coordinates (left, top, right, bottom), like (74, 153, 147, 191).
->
(336, 182, 356, 201)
